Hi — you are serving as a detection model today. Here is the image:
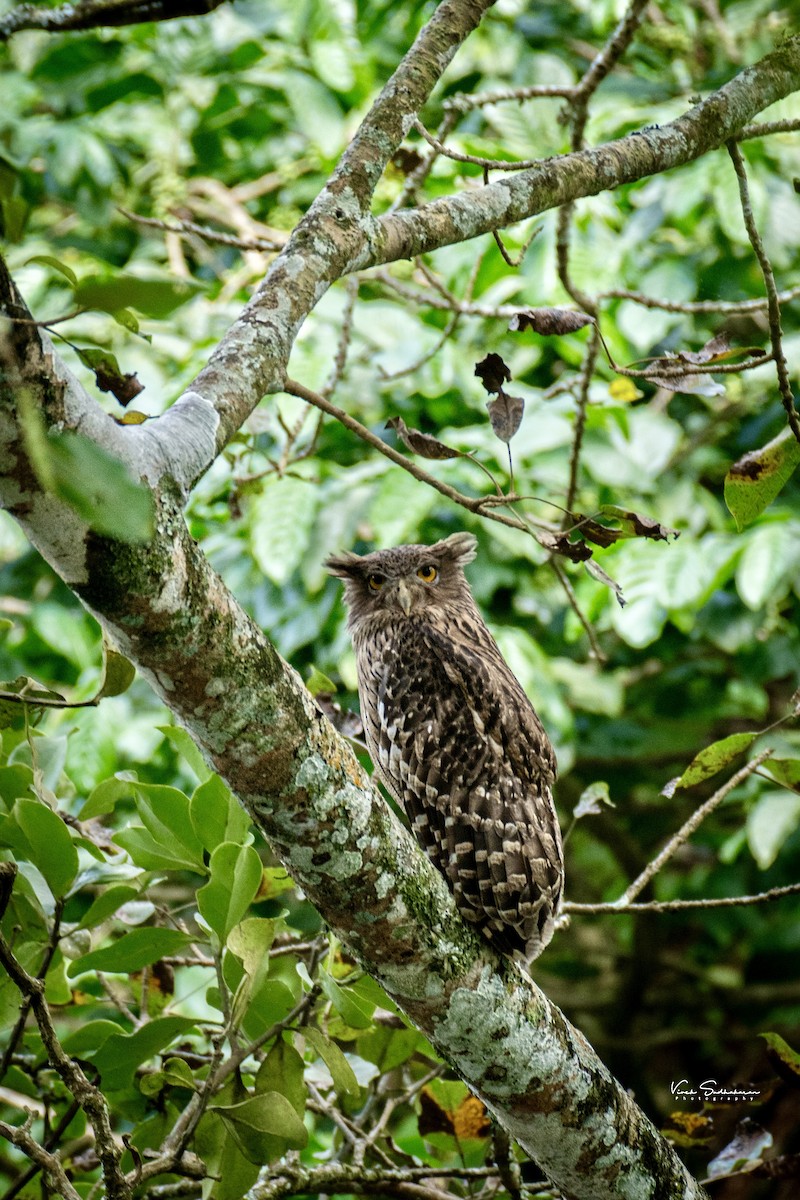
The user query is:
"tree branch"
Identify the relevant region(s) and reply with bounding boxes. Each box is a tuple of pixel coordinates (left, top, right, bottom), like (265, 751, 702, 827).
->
(374, 39, 800, 265)
(0, 0, 227, 40)
(726, 138, 800, 443)
(0, 392, 709, 1196)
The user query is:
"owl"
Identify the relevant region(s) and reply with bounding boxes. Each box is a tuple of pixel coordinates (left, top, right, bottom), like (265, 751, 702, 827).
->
(326, 532, 564, 964)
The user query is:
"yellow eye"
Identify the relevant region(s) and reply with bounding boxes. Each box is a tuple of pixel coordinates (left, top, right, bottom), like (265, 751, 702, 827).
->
(367, 573, 385, 592)
(417, 564, 438, 583)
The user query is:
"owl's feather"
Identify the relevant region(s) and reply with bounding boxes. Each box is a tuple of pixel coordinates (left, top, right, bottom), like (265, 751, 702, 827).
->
(326, 533, 564, 963)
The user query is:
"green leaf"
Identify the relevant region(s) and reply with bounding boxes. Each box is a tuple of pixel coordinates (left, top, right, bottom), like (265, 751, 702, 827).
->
(724, 427, 800, 531)
(96, 639, 136, 699)
(62, 1019, 124, 1055)
(197, 842, 263, 941)
(69, 926, 194, 975)
(25, 254, 78, 287)
(159, 724, 211, 783)
(195, 1111, 260, 1200)
(91, 1016, 198, 1090)
(319, 968, 375, 1029)
(747, 791, 800, 869)
(130, 783, 206, 871)
(663, 732, 757, 796)
(37, 431, 154, 544)
(306, 666, 336, 697)
(255, 1037, 307, 1116)
(251, 475, 318, 585)
(162, 1056, 198, 1090)
(736, 524, 800, 611)
(227, 916, 278, 1022)
(114, 825, 193, 872)
(760, 1032, 800, 1085)
(304, 1026, 361, 1099)
(190, 773, 251, 852)
(75, 884, 140, 930)
(15, 798, 78, 897)
(79, 774, 136, 819)
(357, 1025, 427, 1072)
(227, 917, 276, 988)
(210, 1092, 308, 1163)
(73, 274, 203, 319)
(763, 760, 800, 791)
(0, 763, 35, 808)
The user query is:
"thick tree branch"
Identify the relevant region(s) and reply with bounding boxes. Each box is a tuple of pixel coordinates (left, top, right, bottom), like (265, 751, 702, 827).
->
(0, 0, 227, 40)
(0, 384, 707, 1197)
(189, 0, 496, 449)
(373, 38, 800, 265)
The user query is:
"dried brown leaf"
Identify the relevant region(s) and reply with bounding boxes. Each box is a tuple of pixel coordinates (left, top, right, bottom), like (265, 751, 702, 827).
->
(538, 532, 593, 562)
(486, 390, 524, 443)
(509, 308, 594, 336)
(385, 417, 462, 460)
(474, 353, 512, 393)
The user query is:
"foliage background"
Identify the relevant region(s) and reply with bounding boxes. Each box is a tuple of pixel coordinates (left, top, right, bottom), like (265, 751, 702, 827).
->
(1, 0, 800, 1196)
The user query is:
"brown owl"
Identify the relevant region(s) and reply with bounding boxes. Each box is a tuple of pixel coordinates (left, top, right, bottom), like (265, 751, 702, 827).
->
(326, 532, 564, 964)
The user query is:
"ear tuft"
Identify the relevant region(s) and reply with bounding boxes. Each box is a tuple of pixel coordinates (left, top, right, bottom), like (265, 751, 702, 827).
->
(435, 532, 477, 565)
(324, 552, 363, 579)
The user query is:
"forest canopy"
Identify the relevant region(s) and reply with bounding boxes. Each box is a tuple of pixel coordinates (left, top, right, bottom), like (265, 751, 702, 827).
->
(1, 1, 799, 1199)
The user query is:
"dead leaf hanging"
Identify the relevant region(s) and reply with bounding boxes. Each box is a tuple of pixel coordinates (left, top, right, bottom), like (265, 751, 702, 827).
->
(509, 308, 595, 336)
(385, 416, 462, 460)
(486, 390, 525, 444)
(474, 353, 512, 393)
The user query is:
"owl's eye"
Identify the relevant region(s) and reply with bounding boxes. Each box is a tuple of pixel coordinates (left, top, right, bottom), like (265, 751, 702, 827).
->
(417, 564, 438, 583)
(367, 573, 386, 592)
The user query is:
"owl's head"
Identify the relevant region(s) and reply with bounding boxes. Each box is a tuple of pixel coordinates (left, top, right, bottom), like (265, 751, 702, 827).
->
(326, 532, 477, 628)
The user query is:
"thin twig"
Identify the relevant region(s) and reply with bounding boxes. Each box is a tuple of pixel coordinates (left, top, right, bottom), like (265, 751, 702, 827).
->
(322, 276, 360, 399)
(444, 83, 577, 113)
(118, 208, 287, 253)
(0, 1117, 82, 1200)
(726, 139, 800, 443)
(283, 378, 539, 538)
(737, 117, 800, 139)
(564, 882, 800, 913)
(0, 932, 128, 1198)
(0, 898, 64, 1082)
(599, 284, 800, 314)
(617, 750, 773, 906)
(564, 324, 600, 515)
(549, 559, 606, 663)
(412, 120, 545, 172)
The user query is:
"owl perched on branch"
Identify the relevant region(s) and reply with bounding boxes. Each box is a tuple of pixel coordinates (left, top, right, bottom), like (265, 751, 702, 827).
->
(326, 532, 564, 964)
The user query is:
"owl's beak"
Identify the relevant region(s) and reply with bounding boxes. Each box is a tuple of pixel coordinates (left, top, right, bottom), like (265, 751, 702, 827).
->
(395, 580, 413, 615)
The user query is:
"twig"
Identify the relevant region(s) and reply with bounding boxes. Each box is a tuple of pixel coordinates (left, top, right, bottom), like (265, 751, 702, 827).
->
(390, 111, 459, 213)
(118, 208, 286, 253)
(3, 1099, 81, 1200)
(322, 275, 360, 400)
(726, 139, 800, 443)
(737, 117, 800, 140)
(572, 0, 651, 102)
(443, 83, 577, 113)
(564, 882, 800, 914)
(412, 120, 545, 172)
(0, 1117, 82, 1200)
(617, 750, 773, 906)
(549, 559, 606, 663)
(0, 898, 65, 1083)
(283, 378, 540, 539)
(382, 249, 486, 380)
(0, 932, 129, 1198)
(598, 284, 800, 314)
(564, 324, 600, 514)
